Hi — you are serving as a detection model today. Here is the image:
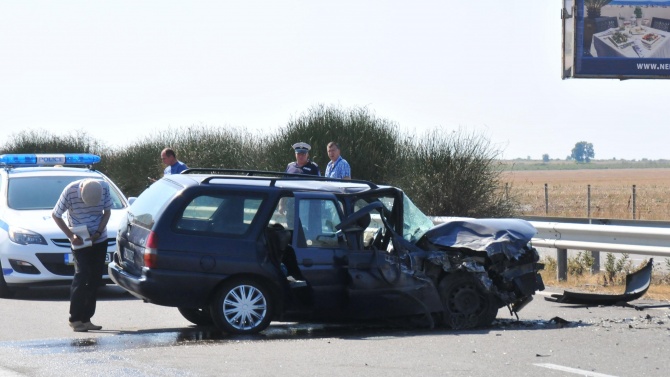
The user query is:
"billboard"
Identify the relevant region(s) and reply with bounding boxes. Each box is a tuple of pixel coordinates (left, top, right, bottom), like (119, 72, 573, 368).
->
(564, 0, 670, 78)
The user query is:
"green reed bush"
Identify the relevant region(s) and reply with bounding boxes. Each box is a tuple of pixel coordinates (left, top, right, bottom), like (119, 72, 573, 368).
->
(567, 251, 594, 276)
(0, 129, 105, 156)
(393, 129, 518, 217)
(263, 104, 401, 184)
(0, 105, 518, 218)
(604, 252, 634, 285)
(0, 128, 120, 185)
(101, 142, 163, 197)
(104, 125, 268, 197)
(542, 256, 557, 274)
(163, 125, 267, 171)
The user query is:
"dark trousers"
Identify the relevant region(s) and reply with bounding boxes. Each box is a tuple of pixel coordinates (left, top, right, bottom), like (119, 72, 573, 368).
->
(69, 241, 107, 323)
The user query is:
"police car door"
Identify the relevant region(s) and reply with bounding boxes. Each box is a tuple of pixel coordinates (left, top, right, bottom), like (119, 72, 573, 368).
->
(291, 192, 348, 313)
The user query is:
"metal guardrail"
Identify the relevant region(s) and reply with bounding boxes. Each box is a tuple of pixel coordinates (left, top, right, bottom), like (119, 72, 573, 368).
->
(529, 221, 670, 258)
(528, 219, 670, 280)
(521, 215, 670, 229)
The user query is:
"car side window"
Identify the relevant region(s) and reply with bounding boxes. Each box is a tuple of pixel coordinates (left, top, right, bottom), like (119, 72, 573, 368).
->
(270, 196, 295, 230)
(176, 193, 263, 236)
(297, 199, 341, 248)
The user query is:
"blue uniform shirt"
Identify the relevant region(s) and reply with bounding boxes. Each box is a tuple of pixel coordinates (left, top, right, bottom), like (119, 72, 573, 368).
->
(286, 161, 320, 176)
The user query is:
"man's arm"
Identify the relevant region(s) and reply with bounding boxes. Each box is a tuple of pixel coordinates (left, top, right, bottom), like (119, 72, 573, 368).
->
(52, 213, 84, 246)
(92, 209, 112, 241)
(342, 161, 352, 180)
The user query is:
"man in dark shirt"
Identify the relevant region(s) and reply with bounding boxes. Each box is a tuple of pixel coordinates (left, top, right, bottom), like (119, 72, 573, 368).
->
(149, 148, 188, 183)
(161, 148, 188, 176)
(285, 142, 320, 176)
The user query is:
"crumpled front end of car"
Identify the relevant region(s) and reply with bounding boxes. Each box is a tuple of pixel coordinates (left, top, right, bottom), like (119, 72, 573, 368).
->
(417, 218, 545, 314)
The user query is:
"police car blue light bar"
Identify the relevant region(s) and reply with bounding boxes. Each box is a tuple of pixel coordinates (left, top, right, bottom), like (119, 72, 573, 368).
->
(0, 153, 101, 166)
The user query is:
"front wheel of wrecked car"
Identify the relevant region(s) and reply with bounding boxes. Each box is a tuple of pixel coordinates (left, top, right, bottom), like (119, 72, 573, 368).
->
(178, 307, 214, 326)
(209, 279, 273, 334)
(439, 273, 498, 330)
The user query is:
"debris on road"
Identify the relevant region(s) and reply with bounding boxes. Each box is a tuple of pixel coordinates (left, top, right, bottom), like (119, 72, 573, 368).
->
(544, 259, 653, 306)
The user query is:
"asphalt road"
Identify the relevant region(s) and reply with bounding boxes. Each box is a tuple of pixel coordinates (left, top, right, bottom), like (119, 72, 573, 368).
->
(0, 285, 669, 377)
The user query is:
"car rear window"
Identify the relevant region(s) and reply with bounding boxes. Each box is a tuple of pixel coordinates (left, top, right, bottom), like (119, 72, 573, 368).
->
(175, 193, 264, 236)
(7, 176, 126, 210)
(128, 180, 182, 228)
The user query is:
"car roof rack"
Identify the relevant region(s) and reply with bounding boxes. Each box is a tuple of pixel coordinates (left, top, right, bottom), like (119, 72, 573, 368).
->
(182, 168, 379, 190)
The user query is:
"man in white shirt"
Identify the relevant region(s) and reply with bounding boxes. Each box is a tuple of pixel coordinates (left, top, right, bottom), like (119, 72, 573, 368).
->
(53, 179, 112, 332)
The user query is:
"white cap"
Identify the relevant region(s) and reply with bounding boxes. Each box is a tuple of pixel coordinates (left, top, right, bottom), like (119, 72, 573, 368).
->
(81, 179, 102, 206)
(292, 142, 311, 153)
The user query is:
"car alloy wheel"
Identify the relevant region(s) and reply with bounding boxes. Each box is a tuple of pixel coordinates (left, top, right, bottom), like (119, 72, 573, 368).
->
(210, 279, 272, 334)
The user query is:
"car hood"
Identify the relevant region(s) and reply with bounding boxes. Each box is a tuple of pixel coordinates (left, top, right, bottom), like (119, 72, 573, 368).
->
(2, 208, 127, 238)
(422, 218, 537, 260)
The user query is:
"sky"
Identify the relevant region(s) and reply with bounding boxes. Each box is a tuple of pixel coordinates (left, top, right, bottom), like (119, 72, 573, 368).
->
(1, 0, 668, 161)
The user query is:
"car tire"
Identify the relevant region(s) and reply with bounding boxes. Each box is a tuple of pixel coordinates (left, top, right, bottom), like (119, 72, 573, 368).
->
(178, 307, 214, 326)
(0, 265, 15, 299)
(438, 273, 498, 330)
(209, 279, 273, 334)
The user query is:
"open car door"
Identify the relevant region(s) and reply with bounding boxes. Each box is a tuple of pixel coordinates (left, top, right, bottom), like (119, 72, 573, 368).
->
(338, 201, 443, 320)
(290, 192, 349, 315)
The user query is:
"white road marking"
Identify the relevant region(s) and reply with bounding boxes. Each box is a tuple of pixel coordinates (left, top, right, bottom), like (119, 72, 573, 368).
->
(534, 363, 618, 377)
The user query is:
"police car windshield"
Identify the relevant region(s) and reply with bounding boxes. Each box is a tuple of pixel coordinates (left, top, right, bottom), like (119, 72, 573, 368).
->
(7, 176, 125, 210)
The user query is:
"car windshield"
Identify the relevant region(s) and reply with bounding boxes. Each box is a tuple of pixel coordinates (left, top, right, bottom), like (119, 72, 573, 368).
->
(402, 194, 434, 243)
(7, 176, 126, 210)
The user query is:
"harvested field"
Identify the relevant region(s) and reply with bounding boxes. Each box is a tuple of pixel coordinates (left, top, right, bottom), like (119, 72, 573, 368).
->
(501, 168, 670, 220)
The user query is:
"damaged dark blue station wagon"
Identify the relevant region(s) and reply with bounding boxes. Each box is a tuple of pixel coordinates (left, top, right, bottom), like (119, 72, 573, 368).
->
(109, 169, 544, 334)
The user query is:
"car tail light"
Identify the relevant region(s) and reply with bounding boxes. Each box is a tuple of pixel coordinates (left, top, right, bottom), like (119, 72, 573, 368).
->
(144, 231, 158, 268)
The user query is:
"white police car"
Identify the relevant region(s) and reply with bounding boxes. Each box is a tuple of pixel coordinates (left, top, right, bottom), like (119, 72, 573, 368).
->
(0, 153, 132, 297)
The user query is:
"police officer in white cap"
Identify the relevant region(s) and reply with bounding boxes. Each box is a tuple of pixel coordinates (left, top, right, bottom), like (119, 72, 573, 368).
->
(285, 142, 320, 176)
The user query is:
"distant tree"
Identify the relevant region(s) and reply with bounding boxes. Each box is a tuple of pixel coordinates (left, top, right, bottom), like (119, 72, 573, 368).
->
(571, 141, 595, 163)
(542, 154, 550, 163)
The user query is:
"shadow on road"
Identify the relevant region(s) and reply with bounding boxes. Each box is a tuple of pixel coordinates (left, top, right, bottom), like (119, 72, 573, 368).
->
(0, 316, 588, 355)
(3, 284, 136, 302)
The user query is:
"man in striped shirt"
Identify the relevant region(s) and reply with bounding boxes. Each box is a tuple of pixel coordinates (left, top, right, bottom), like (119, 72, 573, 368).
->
(53, 179, 112, 332)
